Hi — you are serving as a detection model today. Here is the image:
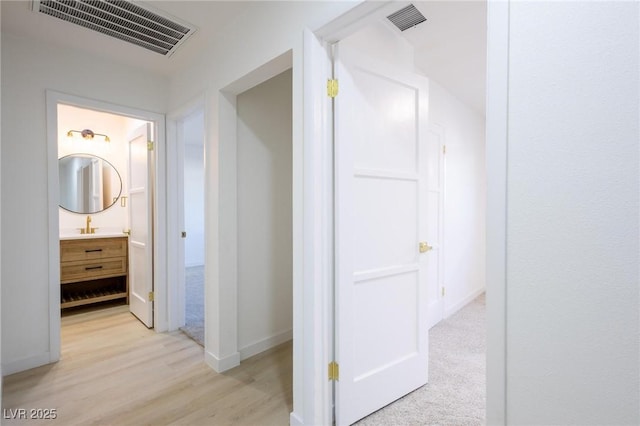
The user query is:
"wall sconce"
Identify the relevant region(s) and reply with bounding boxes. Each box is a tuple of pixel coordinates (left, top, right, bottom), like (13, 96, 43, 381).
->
(67, 129, 110, 142)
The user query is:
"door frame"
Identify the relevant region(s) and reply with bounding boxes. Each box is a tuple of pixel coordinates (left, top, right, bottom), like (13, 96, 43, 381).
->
(308, 4, 429, 425)
(305, 1, 509, 424)
(46, 90, 168, 361)
(485, 1, 509, 423)
(166, 94, 206, 332)
(210, 51, 293, 371)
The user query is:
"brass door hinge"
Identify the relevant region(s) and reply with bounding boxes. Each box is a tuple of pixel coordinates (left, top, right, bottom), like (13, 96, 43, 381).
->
(441, 287, 446, 297)
(148, 291, 155, 302)
(328, 361, 339, 381)
(147, 141, 154, 151)
(443, 145, 447, 155)
(327, 79, 339, 98)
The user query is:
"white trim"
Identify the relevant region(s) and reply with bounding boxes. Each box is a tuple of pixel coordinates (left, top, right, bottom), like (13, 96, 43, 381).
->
(45, 91, 167, 362)
(152, 115, 168, 332)
(45, 91, 62, 364)
(486, 1, 509, 424)
(2, 352, 52, 376)
(289, 412, 305, 426)
(214, 90, 239, 369)
(426, 121, 446, 329)
(315, 1, 409, 43)
(223, 52, 292, 95)
(165, 116, 182, 331)
(239, 330, 293, 361)
(298, 29, 333, 426)
(204, 349, 240, 372)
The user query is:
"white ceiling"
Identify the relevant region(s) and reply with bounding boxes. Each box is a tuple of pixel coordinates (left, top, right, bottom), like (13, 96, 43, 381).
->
(0, 0, 254, 77)
(409, 1, 487, 115)
(1, 0, 486, 115)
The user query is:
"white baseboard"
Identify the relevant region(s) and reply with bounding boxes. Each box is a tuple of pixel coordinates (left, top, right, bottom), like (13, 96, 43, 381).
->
(204, 350, 240, 373)
(239, 329, 293, 361)
(289, 411, 304, 426)
(2, 352, 52, 376)
(444, 287, 486, 319)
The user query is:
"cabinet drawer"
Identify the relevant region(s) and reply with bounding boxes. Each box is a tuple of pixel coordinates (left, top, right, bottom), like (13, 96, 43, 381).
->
(60, 237, 127, 262)
(61, 257, 127, 283)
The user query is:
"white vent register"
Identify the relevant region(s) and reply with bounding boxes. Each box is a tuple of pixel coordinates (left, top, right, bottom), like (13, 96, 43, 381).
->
(32, 0, 196, 56)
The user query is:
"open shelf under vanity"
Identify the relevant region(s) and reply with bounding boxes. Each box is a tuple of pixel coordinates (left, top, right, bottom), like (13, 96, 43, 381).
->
(60, 236, 129, 310)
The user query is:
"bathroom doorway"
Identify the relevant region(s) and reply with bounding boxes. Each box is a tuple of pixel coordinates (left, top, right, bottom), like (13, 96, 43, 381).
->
(46, 91, 167, 361)
(57, 104, 154, 326)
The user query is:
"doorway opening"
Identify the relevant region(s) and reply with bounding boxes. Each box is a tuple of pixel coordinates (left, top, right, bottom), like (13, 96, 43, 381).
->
(57, 104, 153, 326)
(235, 68, 293, 361)
(313, 1, 487, 423)
(177, 107, 205, 346)
(46, 91, 167, 361)
(199, 50, 294, 374)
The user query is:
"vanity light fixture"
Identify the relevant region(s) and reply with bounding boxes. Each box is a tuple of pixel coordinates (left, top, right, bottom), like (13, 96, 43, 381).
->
(67, 129, 110, 142)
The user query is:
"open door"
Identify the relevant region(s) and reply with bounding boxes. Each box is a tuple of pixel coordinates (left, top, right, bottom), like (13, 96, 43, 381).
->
(334, 44, 431, 425)
(128, 123, 154, 328)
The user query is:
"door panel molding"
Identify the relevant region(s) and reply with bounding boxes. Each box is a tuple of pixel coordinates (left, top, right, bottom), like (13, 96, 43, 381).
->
(334, 44, 431, 426)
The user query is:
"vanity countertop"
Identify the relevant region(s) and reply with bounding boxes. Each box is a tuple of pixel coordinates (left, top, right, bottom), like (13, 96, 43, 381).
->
(59, 230, 129, 240)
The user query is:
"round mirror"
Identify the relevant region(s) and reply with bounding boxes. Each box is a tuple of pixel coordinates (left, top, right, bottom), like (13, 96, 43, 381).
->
(58, 154, 122, 214)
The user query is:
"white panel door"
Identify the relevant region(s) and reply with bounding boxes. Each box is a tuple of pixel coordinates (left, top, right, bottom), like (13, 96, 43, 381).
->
(335, 45, 431, 425)
(128, 123, 154, 328)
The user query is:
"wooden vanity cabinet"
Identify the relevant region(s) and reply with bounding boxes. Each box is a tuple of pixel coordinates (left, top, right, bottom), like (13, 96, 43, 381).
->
(60, 237, 128, 309)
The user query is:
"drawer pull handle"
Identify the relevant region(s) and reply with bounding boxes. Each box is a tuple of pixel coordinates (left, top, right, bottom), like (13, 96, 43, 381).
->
(85, 249, 103, 253)
(85, 266, 103, 270)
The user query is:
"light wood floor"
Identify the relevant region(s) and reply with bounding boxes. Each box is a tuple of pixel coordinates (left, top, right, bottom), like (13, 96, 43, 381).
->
(2, 305, 292, 425)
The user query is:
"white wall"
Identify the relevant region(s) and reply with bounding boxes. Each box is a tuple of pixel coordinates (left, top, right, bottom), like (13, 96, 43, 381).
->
(166, 3, 360, 424)
(0, 1, 3, 396)
(1, 33, 168, 374)
(428, 81, 486, 316)
(338, 21, 414, 69)
(502, 2, 639, 424)
(236, 69, 293, 359)
(182, 110, 205, 268)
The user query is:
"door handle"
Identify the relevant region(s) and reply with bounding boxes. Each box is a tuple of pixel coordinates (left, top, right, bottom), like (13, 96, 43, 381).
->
(419, 242, 433, 253)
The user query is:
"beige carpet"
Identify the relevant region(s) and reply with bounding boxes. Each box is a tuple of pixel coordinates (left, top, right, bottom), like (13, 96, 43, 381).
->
(180, 265, 204, 346)
(356, 293, 486, 425)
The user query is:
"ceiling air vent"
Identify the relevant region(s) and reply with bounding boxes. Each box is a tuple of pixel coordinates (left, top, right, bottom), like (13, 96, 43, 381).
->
(32, 0, 196, 56)
(387, 4, 426, 32)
